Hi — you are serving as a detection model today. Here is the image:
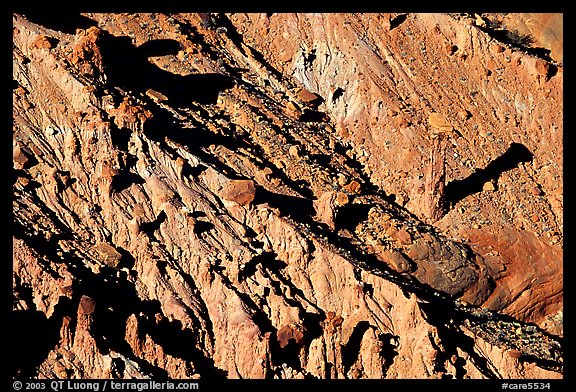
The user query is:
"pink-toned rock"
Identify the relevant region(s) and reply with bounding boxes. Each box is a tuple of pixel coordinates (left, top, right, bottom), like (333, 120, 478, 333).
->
(78, 295, 95, 316)
(95, 242, 123, 268)
(460, 225, 562, 330)
(13, 145, 29, 170)
(32, 35, 53, 49)
(222, 179, 256, 206)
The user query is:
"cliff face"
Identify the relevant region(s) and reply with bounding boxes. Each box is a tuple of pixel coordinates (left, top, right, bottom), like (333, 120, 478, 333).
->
(12, 13, 562, 379)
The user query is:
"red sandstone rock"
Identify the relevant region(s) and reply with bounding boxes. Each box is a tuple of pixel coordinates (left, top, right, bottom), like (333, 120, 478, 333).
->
(221, 179, 256, 205)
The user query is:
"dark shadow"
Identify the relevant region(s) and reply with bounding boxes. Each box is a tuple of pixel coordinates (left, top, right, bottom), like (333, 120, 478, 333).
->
(445, 143, 533, 206)
(22, 13, 98, 34)
(477, 23, 554, 63)
(115, 246, 136, 270)
(269, 337, 302, 372)
(418, 301, 499, 379)
(238, 251, 281, 282)
(341, 321, 371, 375)
(12, 194, 225, 379)
(308, 153, 331, 167)
(379, 333, 400, 377)
(110, 127, 132, 152)
(335, 203, 372, 231)
(253, 188, 315, 222)
(209, 14, 247, 57)
(301, 312, 325, 346)
(545, 63, 559, 79)
(190, 211, 207, 219)
(148, 113, 248, 153)
(136, 304, 226, 378)
(97, 33, 233, 106)
(300, 109, 329, 123)
(193, 220, 215, 235)
(304, 48, 316, 69)
(139, 211, 167, 239)
(15, 148, 38, 170)
(83, 265, 225, 378)
(22, 14, 233, 104)
(9, 310, 61, 378)
(390, 14, 407, 30)
(142, 107, 250, 180)
(331, 87, 345, 103)
(182, 163, 208, 180)
(135, 39, 183, 58)
(110, 171, 145, 193)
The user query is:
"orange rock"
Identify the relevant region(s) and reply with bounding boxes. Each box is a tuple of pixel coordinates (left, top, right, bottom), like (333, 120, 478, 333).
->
(288, 145, 300, 158)
(492, 43, 505, 53)
(95, 242, 123, 268)
(32, 35, 53, 50)
(393, 228, 413, 245)
(335, 192, 349, 206)
(285, 101, 302, 118)
(534, 59, 550, 77)
(146, 89, 169, 103)
(314, 191, 337, 230)
(277, 324, 305, 348)
(13, 145, 29, 170)
(458, 109, 471, 120)
(14, 85, 27, 96)
(395, 116, 409, 129)
(376, 249, 411, 273)
(295, 88, 321, 105)
(482, 181, 496, 192)
(343, 180, 361, 194)
(428, 112, 453, 133)
(222, 179, 256, 205)
(78, 295, 95, 316)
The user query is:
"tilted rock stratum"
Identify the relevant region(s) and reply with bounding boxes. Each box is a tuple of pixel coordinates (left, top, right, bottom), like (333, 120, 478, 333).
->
(12, 13, 562, 379)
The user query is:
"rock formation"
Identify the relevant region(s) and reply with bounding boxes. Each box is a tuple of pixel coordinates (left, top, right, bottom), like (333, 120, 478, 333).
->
(12, 13, 562, 380)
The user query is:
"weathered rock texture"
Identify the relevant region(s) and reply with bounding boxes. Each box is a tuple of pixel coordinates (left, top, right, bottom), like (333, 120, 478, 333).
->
(12, 13, 562, 380)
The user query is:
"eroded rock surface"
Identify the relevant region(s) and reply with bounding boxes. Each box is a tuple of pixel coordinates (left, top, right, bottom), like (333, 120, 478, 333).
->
(12, 13, 562, 380)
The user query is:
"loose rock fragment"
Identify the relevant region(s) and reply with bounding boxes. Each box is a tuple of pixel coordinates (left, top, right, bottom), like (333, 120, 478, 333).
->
(78, 295, 96, 316)
(428, 112, 454, 134)
(295, 87, 322, 107)
(277, 324, 305, 348)
(483, 181, 496, 192)
(222, 179, 256, 206)
(146, 89, 169, 103)
(376, 249, 412, 273)
(343, 180, 361, 194)
(95, 242, 123, 268)
(13, 145, 30, 170)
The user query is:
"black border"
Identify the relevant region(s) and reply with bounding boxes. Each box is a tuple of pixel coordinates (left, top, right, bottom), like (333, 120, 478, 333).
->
(5, 2, 571, 389)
